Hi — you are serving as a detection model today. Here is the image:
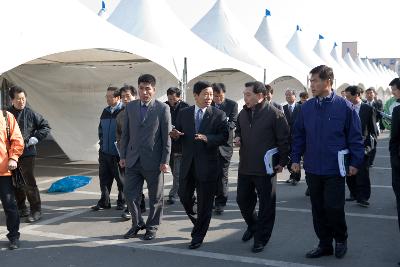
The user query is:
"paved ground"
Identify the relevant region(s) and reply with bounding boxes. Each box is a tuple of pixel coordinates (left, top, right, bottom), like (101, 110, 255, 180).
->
(0, 132, 399, 267)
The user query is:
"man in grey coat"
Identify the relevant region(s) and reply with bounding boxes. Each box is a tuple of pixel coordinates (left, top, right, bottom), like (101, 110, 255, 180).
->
(119, 74, 172, 241)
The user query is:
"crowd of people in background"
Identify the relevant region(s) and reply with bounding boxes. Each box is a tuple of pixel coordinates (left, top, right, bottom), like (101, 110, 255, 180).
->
(1, 65, 399, 265)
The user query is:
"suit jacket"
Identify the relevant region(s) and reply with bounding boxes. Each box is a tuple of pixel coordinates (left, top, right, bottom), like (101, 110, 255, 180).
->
(212, 98, 238, 159)
(175, 106, 229, 182)
(390, 104, 400, 155)
(270, 101, 283, 112)
(120, 99, 172, 170)
(165, 100, 190, 154)
(283, 102, 301, 131)
(359, 103, 378, 150)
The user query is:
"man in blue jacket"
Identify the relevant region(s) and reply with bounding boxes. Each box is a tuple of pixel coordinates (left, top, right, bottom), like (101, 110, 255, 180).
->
(92, 87, 125, 211)
(291, 65, 364, 259)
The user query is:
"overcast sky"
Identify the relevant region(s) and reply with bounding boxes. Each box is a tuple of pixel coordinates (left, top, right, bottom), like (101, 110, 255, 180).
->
(79, 0, 399, 59)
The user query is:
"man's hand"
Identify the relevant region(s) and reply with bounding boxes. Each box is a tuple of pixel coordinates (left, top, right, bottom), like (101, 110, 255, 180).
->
(274, 164, 283, 173)
(27, 137, 39, 147)
(119, 159, 126, 168)
(169, 128, 184, 139)
(160, 164, 169, 173)
(234, 137, 241, 147)
(8, 159, 17, 171)
(348, 166, 358, 176)
(291, 163, 300, 173)
(194, 134, 208, 143)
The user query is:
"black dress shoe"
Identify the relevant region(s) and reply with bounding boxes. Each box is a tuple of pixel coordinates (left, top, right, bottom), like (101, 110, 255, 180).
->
(91, 204, 111, 211)
(252, 242, 266, 253)
(357, 199, 370, 207)
(214, 205, 224, 215)
(166, 197, 175, 205)
(143, 231, 156, 240)
(335, 241, 347, 258)
(123, 225, 146, 239)
(26, 211, 42, 223)
(188, 240, 203, 249)
(241, 229, 254, 242)
(305, 187, 310, 196)
(18, 208, 29, 218)
(8, 239, 19, 250)
(121, 210, 131, 220)
(305, 247, 333, 258)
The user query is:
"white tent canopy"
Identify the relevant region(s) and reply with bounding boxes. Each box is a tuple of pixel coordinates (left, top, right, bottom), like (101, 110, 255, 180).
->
(0, 0, 183, 162)
(107, 0, 264, 84)
(254, 11, 309, 82)
(191, 0, 303, 83)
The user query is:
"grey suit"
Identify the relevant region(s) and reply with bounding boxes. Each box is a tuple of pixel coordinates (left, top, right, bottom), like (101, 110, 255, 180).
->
(120, 99, 171, 231)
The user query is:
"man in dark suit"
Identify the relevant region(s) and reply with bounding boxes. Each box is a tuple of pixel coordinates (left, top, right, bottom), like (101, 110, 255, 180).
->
(265, 84, 283, 111)
(235, 81, 290, 253)
(388, 78, 400, 266)
(120, 74, 171, 241)
(170, 81, 228, 249)
(165, 87, 189, 205)
(345, 86, 378, 207)
(365, 87, 383, 166)
(283, 89, 301, 185)
(211, 83, 238, 215)
(298, 91, 309, 105)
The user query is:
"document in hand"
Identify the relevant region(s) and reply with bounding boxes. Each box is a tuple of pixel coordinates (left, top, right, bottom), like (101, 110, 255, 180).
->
(114, 141, 120, 157)
(338, 149, 350, 177)
(264, 148, 280, 175)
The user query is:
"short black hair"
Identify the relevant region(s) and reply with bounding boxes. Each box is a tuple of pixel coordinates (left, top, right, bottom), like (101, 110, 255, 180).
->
(193, 81, 212, 95)
(138, 74, 156, 86)
(9, 85, 27, 99)
(389, 78, 400, 89)
(310, 65, 334, 86)
(245, 81, 267, 96)
(211, 83, 226, 93)
(167, 87, 182, 97)
(285, 89, 296, 96)
(345, 85, 363, 96)
(365, 87, 376, 94)
(299, 91, 309, 98)
(107, 86, 120, 97)
(120, 85, 137, 96)
(264, 84, 273, 94)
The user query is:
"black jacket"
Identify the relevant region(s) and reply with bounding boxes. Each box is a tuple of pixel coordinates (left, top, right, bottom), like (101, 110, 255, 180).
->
(390, 104, 400, 156)
(165, 100, 189, 154)
(8, 105, 51, 157)
(212, 98, 238, 160)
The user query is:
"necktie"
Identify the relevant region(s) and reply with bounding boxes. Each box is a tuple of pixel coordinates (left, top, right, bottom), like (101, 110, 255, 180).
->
(140, 104, 148, 121)
(195, 109, 203, 133)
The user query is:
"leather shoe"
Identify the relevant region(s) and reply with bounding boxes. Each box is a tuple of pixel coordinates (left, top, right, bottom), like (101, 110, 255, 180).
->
(214, 205, 224, 215)
(357, 199, 369, 207)
(188, 240, 203, 249)
(143, 231, 156, 240)
(252, 242, 266, 253)
(166, 197, 175, 205)
(26, 211, 42, 223)
(241, 229, 254, 242)
(123, 224, 146, 239)
(8, 239, 19, 250)
(121, 210, 131, 220)
(305, 247, 333, 258)
(91, 204, 111, 211)
(335, 241, 347, 258)
(19, 208, 29, 218)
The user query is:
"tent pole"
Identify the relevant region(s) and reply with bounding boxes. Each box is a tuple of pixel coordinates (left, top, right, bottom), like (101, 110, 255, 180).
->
(263, 68, 266, 84)
(182, 57, 188, 102)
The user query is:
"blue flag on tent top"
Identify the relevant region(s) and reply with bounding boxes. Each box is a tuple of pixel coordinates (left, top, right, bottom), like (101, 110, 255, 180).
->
(265, 9, 271, 16)
(102, 0, 106, 9)
(334, 42, 338, 48)
(319, 34, 324, 40)
(296, 25, 302, 31)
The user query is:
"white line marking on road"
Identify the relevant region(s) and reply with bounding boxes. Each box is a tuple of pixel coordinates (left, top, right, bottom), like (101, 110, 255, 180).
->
(22, 229, 321, 267)
(35, 164, 96, 171)
(371, 167, 391, 170)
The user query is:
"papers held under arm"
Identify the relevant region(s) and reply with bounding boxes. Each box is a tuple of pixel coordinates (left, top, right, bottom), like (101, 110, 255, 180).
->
(338, 149, 350, 177)
(264, 148, 280, 175)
